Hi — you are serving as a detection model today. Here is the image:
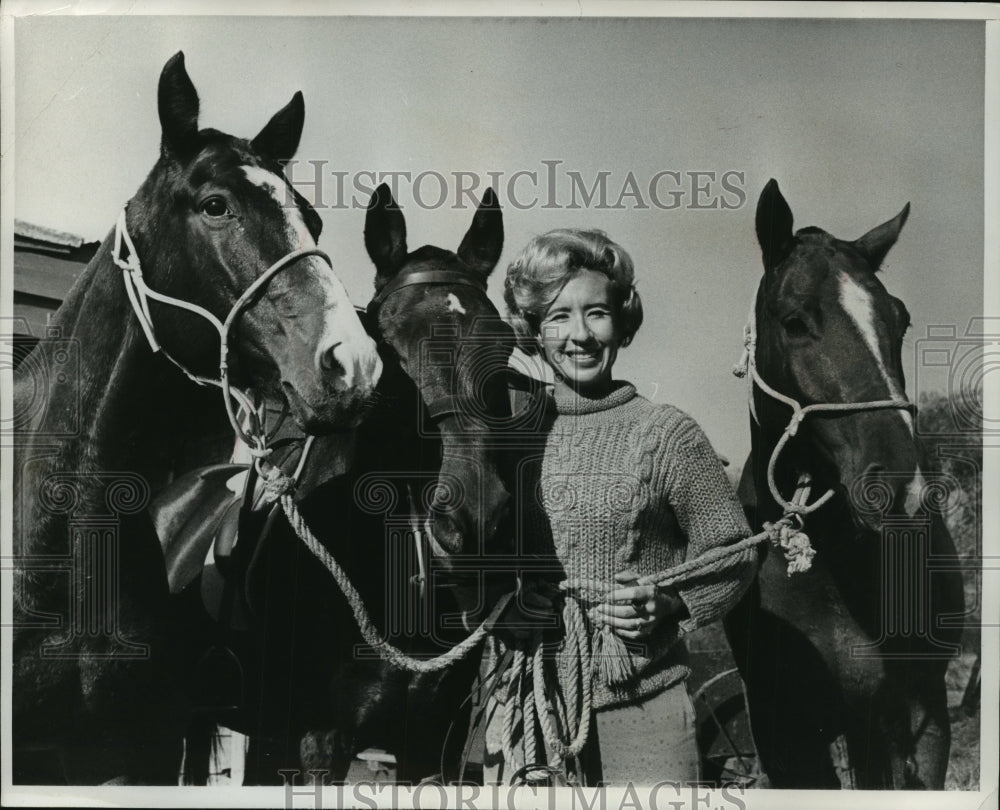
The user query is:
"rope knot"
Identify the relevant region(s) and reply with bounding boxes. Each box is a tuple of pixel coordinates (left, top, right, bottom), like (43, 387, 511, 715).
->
(260, 464, 296, 503)
(763, 518, 817, 576)
(785, 410, 805, 437)
(732, 345, 750, 378)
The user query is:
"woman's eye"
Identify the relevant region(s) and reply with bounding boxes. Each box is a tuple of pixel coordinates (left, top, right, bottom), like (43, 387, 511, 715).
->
(200, 197, 231, 218)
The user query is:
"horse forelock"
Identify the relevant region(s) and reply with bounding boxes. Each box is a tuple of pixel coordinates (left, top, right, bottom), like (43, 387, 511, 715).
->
(407, 244, 461, 268)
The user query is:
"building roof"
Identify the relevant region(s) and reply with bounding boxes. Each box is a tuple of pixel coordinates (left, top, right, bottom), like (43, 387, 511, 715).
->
(14, 219, 89, 249)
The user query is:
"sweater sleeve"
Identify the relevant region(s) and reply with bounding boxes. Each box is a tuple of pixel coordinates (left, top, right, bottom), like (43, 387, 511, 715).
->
(651, 411, 757, 633)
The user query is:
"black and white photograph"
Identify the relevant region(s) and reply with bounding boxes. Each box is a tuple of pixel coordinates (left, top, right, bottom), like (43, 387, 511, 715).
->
(1, 3, 996, 808)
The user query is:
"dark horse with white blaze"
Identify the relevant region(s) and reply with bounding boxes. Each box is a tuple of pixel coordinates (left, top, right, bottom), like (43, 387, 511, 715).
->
(169, 183, 517, 784)
(12, 52, 381, 785)
(724, 180, 965, 788)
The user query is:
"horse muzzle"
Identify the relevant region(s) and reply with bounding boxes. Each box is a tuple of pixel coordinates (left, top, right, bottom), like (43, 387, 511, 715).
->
(845, 462, 926, 533)
(280, 334, 382, 433)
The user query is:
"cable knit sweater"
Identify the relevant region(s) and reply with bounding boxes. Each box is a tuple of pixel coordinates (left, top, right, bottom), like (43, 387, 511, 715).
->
(519, 381, 755, 710)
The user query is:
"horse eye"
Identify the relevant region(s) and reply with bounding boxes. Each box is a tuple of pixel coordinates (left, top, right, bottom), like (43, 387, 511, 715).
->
(200, 197, 231, 218)
(782, 315, 810, 338)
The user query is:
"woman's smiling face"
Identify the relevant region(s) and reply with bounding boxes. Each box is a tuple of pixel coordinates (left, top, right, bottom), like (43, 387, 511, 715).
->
(536, 268, 621, 397)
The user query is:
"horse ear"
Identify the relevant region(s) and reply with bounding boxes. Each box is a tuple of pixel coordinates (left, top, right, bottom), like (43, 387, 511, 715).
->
(457, 188, 504, 276)
(853, 203, 910, 269)
(158, 51, 200, 156)
(365, 183, 408, 284)
(755, 179, 794, 270)
(251, 92, 305, 165)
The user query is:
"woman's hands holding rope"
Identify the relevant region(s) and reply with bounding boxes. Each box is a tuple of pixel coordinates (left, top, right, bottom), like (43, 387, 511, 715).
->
(563, 570, 688, 640)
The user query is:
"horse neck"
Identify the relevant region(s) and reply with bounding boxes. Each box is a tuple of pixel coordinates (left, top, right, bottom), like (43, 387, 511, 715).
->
(29, 235, 227, 476)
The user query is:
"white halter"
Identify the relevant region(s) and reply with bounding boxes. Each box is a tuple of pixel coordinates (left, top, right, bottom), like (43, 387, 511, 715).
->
(112, 206, 332, 457)
(733, 295, 915, 516)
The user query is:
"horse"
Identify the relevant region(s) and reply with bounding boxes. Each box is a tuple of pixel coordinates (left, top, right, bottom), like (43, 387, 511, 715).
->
(723, 179, 966, 789)
(11, 51, 381, 785)
(166, 182, 519, 784)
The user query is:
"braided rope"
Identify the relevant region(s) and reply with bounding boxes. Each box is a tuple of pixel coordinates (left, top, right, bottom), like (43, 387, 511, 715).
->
(277, 489, 509, 673)
(271, 446, 815, 780)
(493, 506, 816, 782)
(522, 654, 542, 775)
(497, 595, 595, 784)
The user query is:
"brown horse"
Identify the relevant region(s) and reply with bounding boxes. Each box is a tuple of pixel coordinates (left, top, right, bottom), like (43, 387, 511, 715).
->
(12, 52, 381, 784)
(166, 183, 518, 784)
(724, 180, 965, 788)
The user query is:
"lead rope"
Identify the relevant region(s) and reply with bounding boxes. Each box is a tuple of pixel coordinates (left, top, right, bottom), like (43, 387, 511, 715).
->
(489, 502, 819, 786)
(269, 456, 814, 782)
(264, 295, 849, 780)
(492, 596, 593, 786)
(261, 466, 513, 673)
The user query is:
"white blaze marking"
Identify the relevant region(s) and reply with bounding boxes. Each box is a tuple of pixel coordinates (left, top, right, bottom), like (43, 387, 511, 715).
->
(242, 166, 378, 389)
(839, 272, 923, 514)
(837, 271, 914, 435)
(446, 292, 467, 315)
(241, 166, 315, 250)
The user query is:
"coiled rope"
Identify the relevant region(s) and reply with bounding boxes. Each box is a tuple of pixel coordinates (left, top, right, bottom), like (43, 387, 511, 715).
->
(487, 491, 816, 784)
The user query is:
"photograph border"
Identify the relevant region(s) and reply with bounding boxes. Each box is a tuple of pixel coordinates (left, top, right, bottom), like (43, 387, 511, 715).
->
(1, 2, 996, 809)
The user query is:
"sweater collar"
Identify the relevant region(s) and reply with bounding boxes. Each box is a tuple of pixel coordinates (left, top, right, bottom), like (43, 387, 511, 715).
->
(552, 381, 637, 415)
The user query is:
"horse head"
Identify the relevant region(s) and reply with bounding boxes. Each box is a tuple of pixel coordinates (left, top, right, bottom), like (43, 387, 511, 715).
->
(363, 184, 515, 618)
(126, 52, 381, 433)
(751, 179, 921, 532)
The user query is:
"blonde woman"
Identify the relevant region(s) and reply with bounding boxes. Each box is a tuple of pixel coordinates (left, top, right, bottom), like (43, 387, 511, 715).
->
(484, 229, 755, 785)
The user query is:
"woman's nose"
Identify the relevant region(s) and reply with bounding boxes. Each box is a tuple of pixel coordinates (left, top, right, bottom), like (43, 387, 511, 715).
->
(568, 313, 591, 343)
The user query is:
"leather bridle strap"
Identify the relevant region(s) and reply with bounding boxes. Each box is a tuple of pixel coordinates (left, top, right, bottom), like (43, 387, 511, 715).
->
(113, 206, 331, 457)
(367, 268, 487, 316)
(365, 266, 492, 608)
(367, 268, 491, 429)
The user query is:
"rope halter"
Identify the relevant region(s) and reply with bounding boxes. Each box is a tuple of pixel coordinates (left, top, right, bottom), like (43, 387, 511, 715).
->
(733, 296, 916, 515)
(112, 206, 333, 457)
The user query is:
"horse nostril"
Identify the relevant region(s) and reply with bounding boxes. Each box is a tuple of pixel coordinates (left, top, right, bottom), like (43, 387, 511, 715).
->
(318, 342, 343, 374)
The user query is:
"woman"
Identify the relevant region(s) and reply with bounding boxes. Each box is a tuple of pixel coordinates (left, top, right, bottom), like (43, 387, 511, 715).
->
(482, 228, 756, 786)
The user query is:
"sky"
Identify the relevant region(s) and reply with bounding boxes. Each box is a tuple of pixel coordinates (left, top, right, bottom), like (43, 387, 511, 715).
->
(8, 12, 989, 468)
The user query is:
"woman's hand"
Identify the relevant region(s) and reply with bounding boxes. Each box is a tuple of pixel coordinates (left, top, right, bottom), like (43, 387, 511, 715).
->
(572, 570, 687, 640)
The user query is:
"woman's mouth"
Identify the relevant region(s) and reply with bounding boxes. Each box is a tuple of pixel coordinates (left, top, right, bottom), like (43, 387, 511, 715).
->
(561, 349, 601, 366)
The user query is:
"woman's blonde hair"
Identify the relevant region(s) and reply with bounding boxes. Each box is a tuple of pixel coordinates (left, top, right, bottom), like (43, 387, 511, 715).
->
(503, 228, 643, 355)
